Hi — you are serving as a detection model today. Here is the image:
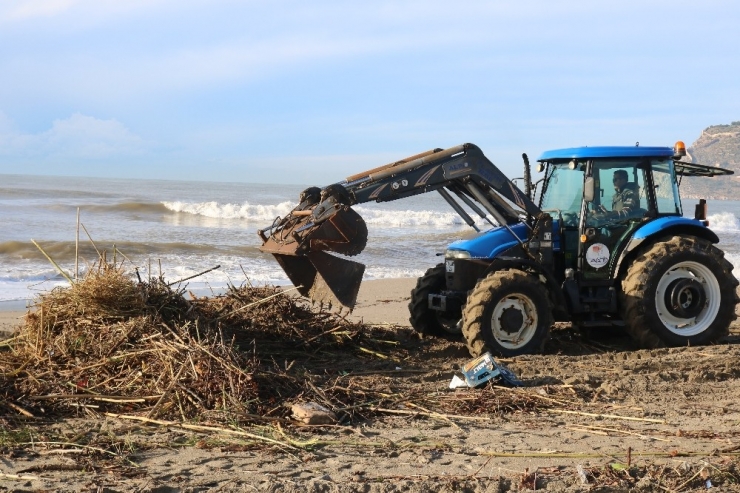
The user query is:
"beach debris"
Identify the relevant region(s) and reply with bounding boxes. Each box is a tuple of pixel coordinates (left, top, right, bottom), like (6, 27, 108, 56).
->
(448, 374, 467, 389)
(290, 402, 338, 425)
(451, 352, 523, 388)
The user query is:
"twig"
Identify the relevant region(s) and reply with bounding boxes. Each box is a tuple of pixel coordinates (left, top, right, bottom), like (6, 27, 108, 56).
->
(568, 424, 670, 442)
(470, 455, 495, 477)
(303, 325, 346, 344)
(548, 409, 666, 424)
(148, 362, 187, 418)
(167, 265, 221, 287)
(0, 357, 31, 377)
(492, 385, 574, 407)
(4, 400, 34, 417)
(674, 466, 705, 491)
(405, 402, 462, 430)
(0, 335, 20, 347)
(358, 346, 388, 359)
(373, 407, 491, 421)
(80, 223, 101, 257)
(29, 394, 160, 402)
(274, 423, 321, 448)
(104, 413, 299, 450)
(566, 426, 609, 436)
(75, 207, 80, 280)
(0, 472, 41, 481)
(215, 285, 302, 320)
(20, 441, 139, 467)
(31, 239, 73, 283)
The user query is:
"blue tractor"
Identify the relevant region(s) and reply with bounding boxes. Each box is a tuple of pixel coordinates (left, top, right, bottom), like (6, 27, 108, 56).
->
(259, 142, 739, 356)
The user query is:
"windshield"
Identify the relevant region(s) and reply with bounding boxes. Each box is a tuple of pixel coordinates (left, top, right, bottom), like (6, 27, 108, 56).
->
(540, 164, 584, 215)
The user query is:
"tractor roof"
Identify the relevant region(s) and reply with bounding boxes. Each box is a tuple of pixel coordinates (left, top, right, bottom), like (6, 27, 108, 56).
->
(538, 146, 673, 162)
(537, 146, 733, 177)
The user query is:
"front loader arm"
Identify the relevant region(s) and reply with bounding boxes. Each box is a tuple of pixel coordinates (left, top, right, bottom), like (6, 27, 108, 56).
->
(258, 143, 543, 310)
(343, 143, 540, 226)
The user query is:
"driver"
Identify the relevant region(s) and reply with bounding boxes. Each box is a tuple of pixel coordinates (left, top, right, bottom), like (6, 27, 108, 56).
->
(599, 169, 640, 218)
(610, 170, 639, 217)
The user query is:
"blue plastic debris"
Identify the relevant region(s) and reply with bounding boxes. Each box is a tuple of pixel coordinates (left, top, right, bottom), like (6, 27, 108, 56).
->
(459, 352, 522, 388)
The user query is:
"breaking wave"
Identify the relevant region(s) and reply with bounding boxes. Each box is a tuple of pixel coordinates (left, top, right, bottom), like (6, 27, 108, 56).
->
(161, 201, 488, 230)
(354, 206, 478, 228)
(707, 212, 740, 232)
(162, 200, 296, 221)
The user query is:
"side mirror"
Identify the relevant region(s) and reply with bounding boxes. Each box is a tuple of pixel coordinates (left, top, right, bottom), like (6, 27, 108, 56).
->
(584, 177, 595, 203)
(536, 163, 544, 173)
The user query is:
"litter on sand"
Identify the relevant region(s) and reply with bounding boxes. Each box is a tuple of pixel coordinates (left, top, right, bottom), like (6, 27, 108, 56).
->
(449, 352, 523, 389)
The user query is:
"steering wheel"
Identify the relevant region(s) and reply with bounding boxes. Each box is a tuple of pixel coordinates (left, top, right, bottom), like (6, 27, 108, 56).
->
(561, 212, 578, 227)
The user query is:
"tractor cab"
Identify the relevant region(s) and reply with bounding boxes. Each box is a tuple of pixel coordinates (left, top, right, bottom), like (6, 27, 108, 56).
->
(538, 145, 685, 282)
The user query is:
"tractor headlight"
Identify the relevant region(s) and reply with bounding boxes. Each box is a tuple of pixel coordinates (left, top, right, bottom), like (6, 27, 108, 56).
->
(445, 249, 471, 259)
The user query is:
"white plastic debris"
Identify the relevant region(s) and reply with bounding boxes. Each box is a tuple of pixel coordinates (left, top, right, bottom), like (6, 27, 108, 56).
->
(576, 464, 589, 484)
(449, 374, 467, 389)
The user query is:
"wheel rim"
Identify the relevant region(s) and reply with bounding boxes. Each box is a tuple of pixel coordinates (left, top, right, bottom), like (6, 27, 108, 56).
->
(490, 294, 539, 350)
(655, 260, 720, 336)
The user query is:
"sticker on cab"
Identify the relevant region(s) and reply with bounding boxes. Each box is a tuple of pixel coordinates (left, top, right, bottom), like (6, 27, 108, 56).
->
(585, 243, 610, 269)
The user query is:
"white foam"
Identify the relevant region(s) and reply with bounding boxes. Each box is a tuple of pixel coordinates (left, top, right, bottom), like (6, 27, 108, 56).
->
(162, 200, 296, 221)
(355, 206, 470, 228)
(723, 253, 740, 278)
(161, 199, 493, 230)
(707, 212, 740, 232)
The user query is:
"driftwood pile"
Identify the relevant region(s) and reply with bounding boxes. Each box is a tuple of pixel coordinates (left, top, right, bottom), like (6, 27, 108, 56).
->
(0, 262, 357, 421)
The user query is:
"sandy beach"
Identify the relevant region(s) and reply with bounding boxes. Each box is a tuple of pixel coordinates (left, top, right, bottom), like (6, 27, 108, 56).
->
(0, 310, 24, 338)
(2, 278, 740, 492)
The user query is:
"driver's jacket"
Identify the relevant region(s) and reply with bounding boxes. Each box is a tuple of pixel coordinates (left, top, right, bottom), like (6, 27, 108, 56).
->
(612, 186, 639, 217)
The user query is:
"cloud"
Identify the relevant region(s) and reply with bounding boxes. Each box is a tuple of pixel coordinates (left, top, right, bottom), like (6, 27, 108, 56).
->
(0, 1, 525, 101)
(0, 113, 146, 160)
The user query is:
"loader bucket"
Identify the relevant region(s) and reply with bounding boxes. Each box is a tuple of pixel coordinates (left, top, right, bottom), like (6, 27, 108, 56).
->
(259, 205, 368, 258)
(273, 251, 365, 309)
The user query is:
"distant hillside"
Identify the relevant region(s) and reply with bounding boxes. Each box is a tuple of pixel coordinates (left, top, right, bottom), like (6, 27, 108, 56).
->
(681, 121, 740, 200)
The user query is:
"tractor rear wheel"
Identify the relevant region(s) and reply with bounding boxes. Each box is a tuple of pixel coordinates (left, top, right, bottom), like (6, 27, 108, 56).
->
(408, 264, 462, 337)
(462, 269, 553, 357)
(620, 236, 739, 348)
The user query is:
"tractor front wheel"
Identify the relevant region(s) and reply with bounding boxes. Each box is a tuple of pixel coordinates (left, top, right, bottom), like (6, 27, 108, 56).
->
(620, 236, 739, 348)
(408, 264, 462, 337)
(462, 269, 553, 357)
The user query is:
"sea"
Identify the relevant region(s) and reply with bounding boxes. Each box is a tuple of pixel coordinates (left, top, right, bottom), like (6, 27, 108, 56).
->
(2, 173, 740, 309)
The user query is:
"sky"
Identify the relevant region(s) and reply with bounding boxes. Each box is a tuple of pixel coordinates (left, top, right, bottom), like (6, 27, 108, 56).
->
(0, 0, 739, 186)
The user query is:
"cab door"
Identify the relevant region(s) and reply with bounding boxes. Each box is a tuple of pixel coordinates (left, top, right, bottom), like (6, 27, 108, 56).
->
(580, 161, 647, 280)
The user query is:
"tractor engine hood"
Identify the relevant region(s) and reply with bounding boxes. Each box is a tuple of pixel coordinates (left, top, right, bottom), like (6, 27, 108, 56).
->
(447, 221, 562, 259)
